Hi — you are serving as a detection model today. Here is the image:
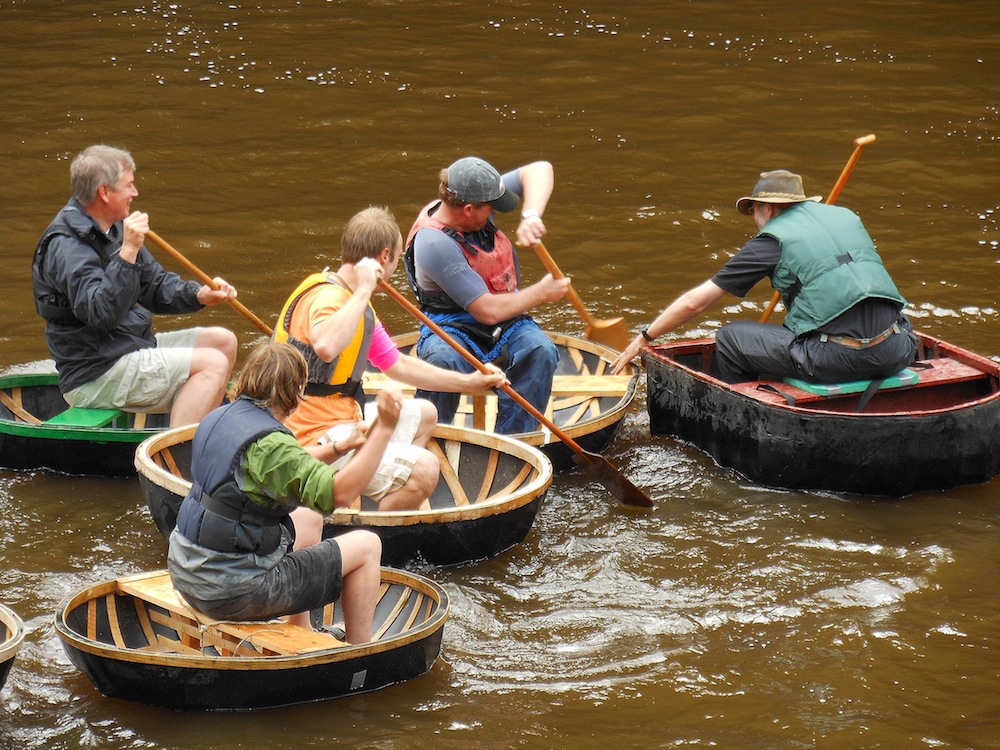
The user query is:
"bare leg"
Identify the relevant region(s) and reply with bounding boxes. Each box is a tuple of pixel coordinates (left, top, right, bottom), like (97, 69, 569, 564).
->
(170, 328, 238, 427)
(335, 530, 382, 644)
(374, 399, 439, 510)
(411, 399, 438, 447)
(376, 451, 439, 511)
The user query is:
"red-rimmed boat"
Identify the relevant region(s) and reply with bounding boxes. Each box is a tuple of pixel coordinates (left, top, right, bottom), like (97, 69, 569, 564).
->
(643, 332, 1000, 496)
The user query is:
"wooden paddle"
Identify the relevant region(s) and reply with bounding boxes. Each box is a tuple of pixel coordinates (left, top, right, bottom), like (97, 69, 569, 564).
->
(145, 230, 274, 336)
(759, 133, 877, 324)
(376, 278, 654, 508)
(525, 241, 632, 351)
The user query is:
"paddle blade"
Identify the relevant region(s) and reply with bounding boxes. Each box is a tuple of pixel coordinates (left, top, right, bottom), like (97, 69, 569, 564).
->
(584, 318, 632, 352)
(572, 451, 654, 508)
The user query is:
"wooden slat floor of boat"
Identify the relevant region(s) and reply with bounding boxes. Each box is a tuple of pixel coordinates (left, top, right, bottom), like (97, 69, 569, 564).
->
(116, 572, 346, 656)
(364, 371, 630, 433)
(154, 446, 183, 477)
(428, 438, 470, 506)
(732, 356, 992, 406)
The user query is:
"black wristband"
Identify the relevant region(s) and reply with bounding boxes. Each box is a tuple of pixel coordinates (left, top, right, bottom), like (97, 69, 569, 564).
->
(640, 325, 655, 343)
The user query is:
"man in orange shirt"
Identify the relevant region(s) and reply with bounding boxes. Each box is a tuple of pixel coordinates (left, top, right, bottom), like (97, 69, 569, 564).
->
(273, 206, 506, 545)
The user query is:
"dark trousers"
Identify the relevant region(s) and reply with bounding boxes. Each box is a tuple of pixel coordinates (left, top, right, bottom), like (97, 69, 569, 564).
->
(713, 318, 918, 384)
(415, 322, 558, 434)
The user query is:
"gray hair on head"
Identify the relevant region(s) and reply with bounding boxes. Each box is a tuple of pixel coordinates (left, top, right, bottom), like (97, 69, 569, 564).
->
(70, 144, 136, 204)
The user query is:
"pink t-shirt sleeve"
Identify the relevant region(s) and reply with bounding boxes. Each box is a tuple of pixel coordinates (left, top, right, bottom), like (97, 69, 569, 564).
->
(367, 322, 400, 371)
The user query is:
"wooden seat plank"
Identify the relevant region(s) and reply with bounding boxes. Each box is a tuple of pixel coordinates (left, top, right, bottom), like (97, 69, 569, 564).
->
(44, 406, 123, 427)
(732, 357, 991, 406)
(116, 571, 345, 656)
(364, 372, 631, 397)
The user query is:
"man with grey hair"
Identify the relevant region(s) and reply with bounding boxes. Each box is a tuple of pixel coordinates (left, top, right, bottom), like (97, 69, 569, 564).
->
(32, 144, 239, 427)
(404, 157, 569, 434)
(612, 169, 916, 385)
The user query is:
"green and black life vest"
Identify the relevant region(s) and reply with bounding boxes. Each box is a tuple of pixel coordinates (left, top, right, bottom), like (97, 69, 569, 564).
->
(763, 202, 906, 336)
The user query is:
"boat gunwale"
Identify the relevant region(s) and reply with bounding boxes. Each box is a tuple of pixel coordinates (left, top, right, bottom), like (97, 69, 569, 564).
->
(54, 568, 448, 671)
(642, 332, 1000, 419)
(0, 603, 26, 665)
(135, 423, 553, 526)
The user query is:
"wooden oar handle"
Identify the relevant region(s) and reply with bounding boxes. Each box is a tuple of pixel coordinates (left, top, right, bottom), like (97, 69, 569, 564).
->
(145, 230, 273, 336)
(376, 278, 584, 451)
(528, 241, 595, 325)
(826, 133, 876, 205)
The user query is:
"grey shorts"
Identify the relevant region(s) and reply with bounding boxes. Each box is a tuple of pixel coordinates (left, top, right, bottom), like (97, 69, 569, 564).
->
(185, 537, 345, 622)
(65, 328, 202, 412)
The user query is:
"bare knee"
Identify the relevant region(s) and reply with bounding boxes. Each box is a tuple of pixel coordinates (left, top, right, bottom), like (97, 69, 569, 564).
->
(409, 398, 438, 445)
(337, 529, 382, 571)
(197, 327, 238, 367)
(418, 399, 438, 426)
(409, 451, 440, 497)
(191, 347, 234, 382)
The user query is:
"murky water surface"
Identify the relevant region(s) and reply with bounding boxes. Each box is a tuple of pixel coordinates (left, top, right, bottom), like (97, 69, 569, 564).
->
(1, 1, 998, 748)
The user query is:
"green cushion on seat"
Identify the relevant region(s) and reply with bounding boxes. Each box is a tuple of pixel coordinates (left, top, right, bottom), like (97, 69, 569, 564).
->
(783, 368, 920, 396)
(44, 407, 125, 427)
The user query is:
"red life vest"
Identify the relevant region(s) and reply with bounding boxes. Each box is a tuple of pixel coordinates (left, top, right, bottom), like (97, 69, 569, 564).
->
(404, 201, 518, 311)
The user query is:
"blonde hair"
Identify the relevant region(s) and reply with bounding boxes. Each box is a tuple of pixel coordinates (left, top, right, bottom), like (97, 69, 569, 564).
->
(234, 340, 308, 416)
(341, 206, 401, 264)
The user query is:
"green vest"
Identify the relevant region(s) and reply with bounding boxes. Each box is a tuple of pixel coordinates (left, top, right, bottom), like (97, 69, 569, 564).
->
(763, 202, 906, 336)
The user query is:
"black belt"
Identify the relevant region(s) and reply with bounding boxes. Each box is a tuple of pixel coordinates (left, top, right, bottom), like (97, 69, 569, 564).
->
(819, 322, 900, 350)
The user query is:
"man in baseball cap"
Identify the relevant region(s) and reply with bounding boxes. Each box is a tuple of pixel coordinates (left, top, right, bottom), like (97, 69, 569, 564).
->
(403, 157, 569, 434)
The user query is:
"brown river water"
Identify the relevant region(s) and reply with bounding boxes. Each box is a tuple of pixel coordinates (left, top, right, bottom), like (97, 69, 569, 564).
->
(1, 1, 998, 748)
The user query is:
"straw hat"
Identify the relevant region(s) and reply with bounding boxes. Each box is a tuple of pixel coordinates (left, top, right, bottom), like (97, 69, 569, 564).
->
(735, 170, 822, 215)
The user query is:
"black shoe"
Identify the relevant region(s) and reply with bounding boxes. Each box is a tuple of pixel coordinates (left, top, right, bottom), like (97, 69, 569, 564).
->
(318, 623, 346, 640)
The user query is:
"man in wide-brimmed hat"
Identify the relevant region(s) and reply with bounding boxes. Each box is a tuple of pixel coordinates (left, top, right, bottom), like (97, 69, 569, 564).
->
(612, 169, 917, 384)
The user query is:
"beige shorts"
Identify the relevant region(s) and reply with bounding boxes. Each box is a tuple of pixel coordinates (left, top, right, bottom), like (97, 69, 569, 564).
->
(65, 329, 202, 413)
(323, 398, 425, 502)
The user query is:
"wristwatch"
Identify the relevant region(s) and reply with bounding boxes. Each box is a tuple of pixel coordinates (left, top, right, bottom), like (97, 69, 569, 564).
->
(640, 325, 655, 343)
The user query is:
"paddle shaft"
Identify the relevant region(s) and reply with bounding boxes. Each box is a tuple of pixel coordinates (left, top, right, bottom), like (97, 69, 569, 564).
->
(378, 279, 582, 447)
(758, 133, 876, 323)
(530, 241, 599, 325)
(376, 278, 653, 507)
(145, 230, 274, 336)
(525, 240, 630, 350)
